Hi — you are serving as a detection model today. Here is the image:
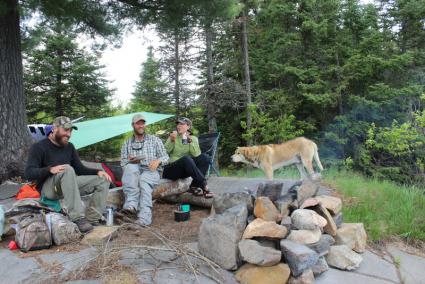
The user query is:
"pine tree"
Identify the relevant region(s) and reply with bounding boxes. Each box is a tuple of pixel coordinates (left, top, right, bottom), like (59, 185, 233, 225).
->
(24, 25, 112, 122)
(130, 46, 170, 112)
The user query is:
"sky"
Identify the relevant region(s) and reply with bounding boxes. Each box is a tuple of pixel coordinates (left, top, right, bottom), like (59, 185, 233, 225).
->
(99, 28, 161, 107)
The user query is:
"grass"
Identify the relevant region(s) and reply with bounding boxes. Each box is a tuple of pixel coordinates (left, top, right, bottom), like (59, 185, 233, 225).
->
(222, 166, 425, 243)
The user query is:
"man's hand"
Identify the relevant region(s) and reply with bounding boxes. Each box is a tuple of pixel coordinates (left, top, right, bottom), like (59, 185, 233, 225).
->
(98, 171, 112, 182)
(149, 159, 161, 171)
(49, 164, 68, 174)
(169, 131, 177, 142)
(128, 155, 140, 164)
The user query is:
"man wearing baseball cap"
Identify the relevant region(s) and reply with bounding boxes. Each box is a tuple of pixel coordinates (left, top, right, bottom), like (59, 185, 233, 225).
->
(120, 113, 169, 226)
(25, 116, 112, 233)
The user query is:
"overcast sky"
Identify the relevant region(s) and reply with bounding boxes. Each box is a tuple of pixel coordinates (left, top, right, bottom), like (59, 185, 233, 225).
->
(99, 28, 161, 107)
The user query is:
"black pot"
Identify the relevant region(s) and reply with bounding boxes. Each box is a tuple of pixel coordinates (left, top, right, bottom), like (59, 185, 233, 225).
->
(174, 210, 190, 222)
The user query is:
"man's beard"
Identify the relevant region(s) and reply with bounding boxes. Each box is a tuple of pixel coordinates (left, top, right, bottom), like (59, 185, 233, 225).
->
(134, 128, 144, 136)
(55, 132, 69, 146)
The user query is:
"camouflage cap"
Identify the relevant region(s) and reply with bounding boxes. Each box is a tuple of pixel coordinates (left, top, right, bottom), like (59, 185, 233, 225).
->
(52, 116, 78, 130)
(132, 113, 146, 124)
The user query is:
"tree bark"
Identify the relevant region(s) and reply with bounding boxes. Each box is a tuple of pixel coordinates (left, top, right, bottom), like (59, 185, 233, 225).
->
(241, 4, 252, 145)
(0, 0, 31, 182)
(173, 29, 180, 117)
(205, 23, 217, 133)
(55, 50, 63, 116)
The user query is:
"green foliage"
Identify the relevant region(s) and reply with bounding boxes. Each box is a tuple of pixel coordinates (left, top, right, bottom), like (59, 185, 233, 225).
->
(359, 120, 425, 185)
(24, 24, 113, 121)
(241, 104, 304, 145)
(324, 170, 425, 242)
(130, 46, 171, 113)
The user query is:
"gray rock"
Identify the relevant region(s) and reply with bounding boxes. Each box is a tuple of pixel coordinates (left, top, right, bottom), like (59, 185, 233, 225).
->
(281, 216, 292, 230)
(257, 180, 300, 202)
(288, 269, 315, 284)
(291, 209, 327, 230)
(256, 238, 278, 249)
(212, 192, 254, 214)
(316, 185, 333, 196)
(296, 179, 319, 205)
(198, 204, 248, 270)
(332, 212, 343, 228)
(280, 239, 319, 277)
(307, 234, 335, 257)
(326, 245, 363, 270)
(238, 239, 282, 266)
(275, 195, 294, 217)
(312, 256, 329, 276)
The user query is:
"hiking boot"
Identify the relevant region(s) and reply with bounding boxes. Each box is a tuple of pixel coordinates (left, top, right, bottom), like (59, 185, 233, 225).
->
(90, 219, 106, 227)
(74, 218, 94, 233)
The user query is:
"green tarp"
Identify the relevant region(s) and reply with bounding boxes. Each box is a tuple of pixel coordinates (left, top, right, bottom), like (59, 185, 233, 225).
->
(70, 112, 173, 149)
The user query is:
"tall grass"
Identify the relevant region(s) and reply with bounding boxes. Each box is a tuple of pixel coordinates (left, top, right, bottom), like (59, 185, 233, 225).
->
(324, 170, 425, 242)
(222, 166, 425, 242)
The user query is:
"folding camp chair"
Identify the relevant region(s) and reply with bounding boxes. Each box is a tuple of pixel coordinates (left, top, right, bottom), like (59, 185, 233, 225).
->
(198, 132, 221, 177)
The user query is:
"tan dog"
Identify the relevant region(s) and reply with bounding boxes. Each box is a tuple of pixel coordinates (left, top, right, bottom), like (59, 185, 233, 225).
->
(231, 137, 324, 180)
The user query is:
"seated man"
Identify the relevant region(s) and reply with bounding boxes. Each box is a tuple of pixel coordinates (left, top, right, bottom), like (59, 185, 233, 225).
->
(163, 117, 213, 198)
(25, 116, 112, 233)
(120, 114, 169, 226)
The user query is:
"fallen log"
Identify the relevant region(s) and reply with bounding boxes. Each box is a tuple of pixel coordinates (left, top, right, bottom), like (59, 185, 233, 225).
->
(161, 192, 213, 209)
(107, 178, 193, 209)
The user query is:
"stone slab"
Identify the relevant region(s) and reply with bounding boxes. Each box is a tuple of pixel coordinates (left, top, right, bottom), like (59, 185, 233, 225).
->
(387, 245, 425, 284)
(315, 268, 395, 284)
(81, 226, 119, 245)
(356, 250, 399, 282)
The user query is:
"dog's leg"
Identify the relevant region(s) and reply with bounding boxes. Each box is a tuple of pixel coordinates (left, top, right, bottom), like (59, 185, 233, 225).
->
(302, 158, 315, 176)
(296, 163, 308, 179)
(263, 164, 274, 180)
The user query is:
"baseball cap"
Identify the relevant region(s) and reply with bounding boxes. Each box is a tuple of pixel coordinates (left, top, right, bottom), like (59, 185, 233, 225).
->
(176, 117, 192, 127)
(52, 116, 78, 130)
(132, 113, 146, 124)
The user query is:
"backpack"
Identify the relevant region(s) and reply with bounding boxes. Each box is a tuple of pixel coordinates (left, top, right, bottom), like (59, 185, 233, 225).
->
(15, 214, 51, 252)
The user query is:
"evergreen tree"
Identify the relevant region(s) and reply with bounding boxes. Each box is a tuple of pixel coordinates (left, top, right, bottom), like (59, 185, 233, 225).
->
(130, 46, 170, 112)
(24, 25, 113, 122)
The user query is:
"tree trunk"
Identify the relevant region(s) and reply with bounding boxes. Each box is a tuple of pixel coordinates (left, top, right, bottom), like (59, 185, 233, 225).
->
(0, 0, 31, 182)
(173, 29, 180, 117)
(241, 4, 252, 145)
(55, 50, 63, 116)
(205, 23, 217, 133)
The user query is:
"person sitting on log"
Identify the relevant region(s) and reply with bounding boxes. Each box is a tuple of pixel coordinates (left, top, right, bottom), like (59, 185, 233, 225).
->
(120, 114, 169, 226)
(163, 117, 213, 198)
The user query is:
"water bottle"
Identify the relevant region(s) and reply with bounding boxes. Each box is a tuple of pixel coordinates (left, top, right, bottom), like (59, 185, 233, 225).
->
(182, 133, 188, 145)
(106, 208, 114, 226)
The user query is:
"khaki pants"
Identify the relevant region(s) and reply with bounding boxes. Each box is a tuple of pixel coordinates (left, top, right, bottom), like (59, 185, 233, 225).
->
(42, 165, 110, 222)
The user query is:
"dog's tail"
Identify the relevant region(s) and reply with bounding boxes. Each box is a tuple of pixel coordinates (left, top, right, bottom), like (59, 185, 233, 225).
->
(313, 143, 324, 171)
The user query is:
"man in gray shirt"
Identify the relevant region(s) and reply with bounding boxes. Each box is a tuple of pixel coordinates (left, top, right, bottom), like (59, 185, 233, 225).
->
(120, 114, 169, 226)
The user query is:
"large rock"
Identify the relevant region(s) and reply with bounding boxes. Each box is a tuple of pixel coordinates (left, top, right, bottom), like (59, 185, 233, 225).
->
(257, 180, 300, 202)
(306, 234, 335, 256)
(316, 185, 333, 196)
(280, 240, 319, 277)
(198, 204, 248, 270)
(287, 229, 322, 245)
(300, 198, 319, 209)
(275, 196, 294, 217)
(288, 269, 315, 284)
(312, 256, 329, 276)
(296, 179, 319, 205)
(326, 245, 363, 270)
(242, 218, 288, 239)
(310, 204, 337, 236)
(254, 197, 281, 222)
(332, 212, 343, 228)
(314, 196, 342, 215)
(335, 223, 367, 253)
(280, 216, 292, 231)
(235, 263, 291, 284)
(238, 239, 282, 266)
(212, 192, 253, 214)
(291, 209, 327, 230)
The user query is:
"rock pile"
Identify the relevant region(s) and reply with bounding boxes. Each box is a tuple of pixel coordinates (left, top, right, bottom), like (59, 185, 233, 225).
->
(198, 179, 367, 284)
